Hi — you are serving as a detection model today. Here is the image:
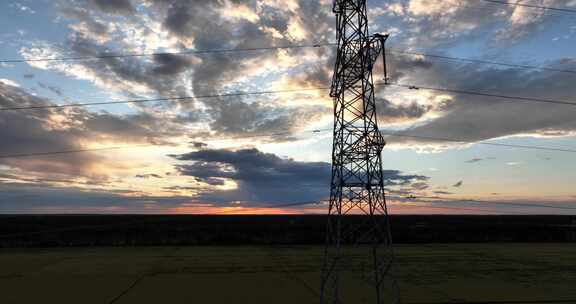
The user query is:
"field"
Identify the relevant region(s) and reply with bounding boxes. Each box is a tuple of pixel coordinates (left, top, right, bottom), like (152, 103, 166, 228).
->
(1, 244, 575, 304)
(2, 215, 575, 247)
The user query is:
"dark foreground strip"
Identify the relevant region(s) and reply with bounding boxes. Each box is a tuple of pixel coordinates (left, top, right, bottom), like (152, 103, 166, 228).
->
(409, 300, 576, 304)
(108, 273, 147, 304)
(263, 247, 321, 299)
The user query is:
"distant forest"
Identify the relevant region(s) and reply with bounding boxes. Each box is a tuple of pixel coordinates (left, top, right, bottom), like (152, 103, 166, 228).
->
(1, 215, 575, 247)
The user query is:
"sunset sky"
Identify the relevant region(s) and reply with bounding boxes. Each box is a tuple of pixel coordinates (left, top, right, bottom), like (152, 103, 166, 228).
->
(1, 0, 576, 214)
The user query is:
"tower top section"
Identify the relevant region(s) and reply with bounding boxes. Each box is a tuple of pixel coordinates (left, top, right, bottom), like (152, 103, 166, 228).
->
(332, 0, 366, 13)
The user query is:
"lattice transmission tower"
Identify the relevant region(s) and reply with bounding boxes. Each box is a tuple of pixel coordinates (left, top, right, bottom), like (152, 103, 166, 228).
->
(321, 0, 399, 303)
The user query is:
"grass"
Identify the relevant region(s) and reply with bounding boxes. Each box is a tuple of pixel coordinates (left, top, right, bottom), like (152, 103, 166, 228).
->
(1, 244, 575, 304)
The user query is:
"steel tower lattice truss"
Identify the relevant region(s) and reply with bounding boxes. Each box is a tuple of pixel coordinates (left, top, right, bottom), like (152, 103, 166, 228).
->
(321, 0, 399, 303)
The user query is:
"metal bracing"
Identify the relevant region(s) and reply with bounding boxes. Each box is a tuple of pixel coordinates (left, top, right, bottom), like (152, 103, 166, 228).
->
(321, 1, 399, 303)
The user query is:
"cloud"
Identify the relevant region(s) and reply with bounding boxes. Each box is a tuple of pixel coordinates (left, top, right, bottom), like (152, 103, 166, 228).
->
(6, 0, 575, 213)
(38, 82, 63, 96)
(60, 6, 113, 42)
(410, 181, 429, 191)
(90, 0, 134, 15)
(384, 55, 576, 147)
(151, 53, 194, 75)
(135, 173, 163, 179)
(434, 190, 453, 195)
(466, 157, 496, 163)
(172, 147, 429, 206)
(0, 79, 20, 87)
(0, 181, 191, 213)
(190, 142, 208, 149)
(80, 111, 181, 145)
(0, 82, 179, 180)
(0, 82, 101, 177)
(465, 157, 484, 163)
(32, 0, 335, 142)
(10, 2, 36, 14)
(204, 98, 327, 140)
(172, 147, 330, 204)
(378, 97, 432, 122)
(491, 1, 575, 44)
(369, 0, 576, 51)
(51, 0, 575, 148)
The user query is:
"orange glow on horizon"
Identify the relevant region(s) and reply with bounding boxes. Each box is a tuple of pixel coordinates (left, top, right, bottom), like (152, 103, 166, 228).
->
(165, 205, 326, 215)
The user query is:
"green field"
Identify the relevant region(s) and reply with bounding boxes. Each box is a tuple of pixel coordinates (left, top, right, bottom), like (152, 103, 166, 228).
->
(1, 244, 575, 304)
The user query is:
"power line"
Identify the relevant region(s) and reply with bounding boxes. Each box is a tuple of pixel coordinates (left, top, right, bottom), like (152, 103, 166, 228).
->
(398, 195, 576, 211)
(380, 131, 576, 154)
(0, 87, 328, 111)
(0, 129, 332, 159)
(392, 203, 528, 214)
(4, 42, 576, 77)
(2, 125, 576, 159)
(0, 43, 330, 63)
(4, 81, 576, 112)
(453, 0, 576, 19)
(0, 144, 158, 159)
(388, 83, 576, 107)
(436, 0, 576, 19)
(0, 129, 326, 159)
(389, 49, 576, 75)
(480, 0, 576, 14)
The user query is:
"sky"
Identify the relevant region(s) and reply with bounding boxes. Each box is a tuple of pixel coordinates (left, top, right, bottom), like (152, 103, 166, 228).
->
(1, 0, 576, 215)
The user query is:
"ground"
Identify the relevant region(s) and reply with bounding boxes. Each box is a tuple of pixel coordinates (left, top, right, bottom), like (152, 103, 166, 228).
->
(1, 244, 575, 304)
